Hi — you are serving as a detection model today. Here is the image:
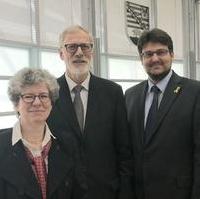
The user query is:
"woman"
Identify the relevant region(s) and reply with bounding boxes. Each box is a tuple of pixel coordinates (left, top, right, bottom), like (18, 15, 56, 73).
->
(0, 68, 83, 199)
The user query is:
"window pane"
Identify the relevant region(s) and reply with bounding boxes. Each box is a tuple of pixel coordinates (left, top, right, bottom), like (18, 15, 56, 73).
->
(116, 81, 140, 93)
(196, 62, 200, 80)
(0, 115, 17, 129)
(108, 58, 147, 80)
(197, 2, 200, 61)
(41, 51, 65, 77)
(0, 80, 14, 112)
(40, 0, 82, 47)
(109, 58, 183, 80)
(0, 46, 29, 76)
(0, 0, 32, 43)
(157, 0, 183, 59)
(172, 62, 184, 76)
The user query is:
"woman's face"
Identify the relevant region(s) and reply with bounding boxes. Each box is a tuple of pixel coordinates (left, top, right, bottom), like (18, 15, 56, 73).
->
(15, 82, 52, 125)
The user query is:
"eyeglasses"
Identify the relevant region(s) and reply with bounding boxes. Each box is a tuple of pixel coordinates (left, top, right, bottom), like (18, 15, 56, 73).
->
(64, 43, 93, 54)
(141, 49, 169, 59)
(20, 93, 50, 103)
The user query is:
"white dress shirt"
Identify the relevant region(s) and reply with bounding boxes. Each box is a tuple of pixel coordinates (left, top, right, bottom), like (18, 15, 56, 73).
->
(12, 120, 55, 171)
(65, 72, 90, 125)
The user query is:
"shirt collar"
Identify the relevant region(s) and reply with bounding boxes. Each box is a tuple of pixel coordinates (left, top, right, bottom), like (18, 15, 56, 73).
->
(65, 72, 90, 92)
(147, 70, 173, 93)
(12, 120, 56, 146)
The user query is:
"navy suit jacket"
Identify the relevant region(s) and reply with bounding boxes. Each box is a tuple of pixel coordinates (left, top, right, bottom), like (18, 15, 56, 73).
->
(0, 128, 84, 199)
(47, 74, 134, 199)
(125, 71, 200, 199)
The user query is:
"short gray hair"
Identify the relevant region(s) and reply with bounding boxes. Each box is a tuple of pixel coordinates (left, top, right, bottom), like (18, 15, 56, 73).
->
(8, 68, 59, 106)
(59, 25, 94, 48)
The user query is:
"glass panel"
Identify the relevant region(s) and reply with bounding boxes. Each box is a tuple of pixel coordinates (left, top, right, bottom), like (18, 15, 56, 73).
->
(40, 0, 83, 47)
(197, 2, 200, 61)
(0, 46, 29, 76)
(0, 115, 17, 129)
(0, 80, 14, 112)
(108, 58, 147, 80)
(196, 62, 200, 80)
(157, 0, 183, 59)
(41, 51, 65, 77)
(116, 81, 140, 93)
(0, 0, 32, 43)
(172, 62, 184, 76)
(109, 58, 183, 80)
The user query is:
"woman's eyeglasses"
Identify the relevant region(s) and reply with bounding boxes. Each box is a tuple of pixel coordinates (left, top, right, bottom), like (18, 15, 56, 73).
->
(20, 93, 50, 103)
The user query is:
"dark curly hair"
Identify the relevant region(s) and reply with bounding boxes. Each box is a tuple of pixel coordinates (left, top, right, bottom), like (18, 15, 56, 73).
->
(137, 28, 173, 57)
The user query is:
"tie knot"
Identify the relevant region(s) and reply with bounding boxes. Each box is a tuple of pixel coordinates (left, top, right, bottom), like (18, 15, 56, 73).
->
(73, 85, 83, 93)
(151, 85, 160, 94)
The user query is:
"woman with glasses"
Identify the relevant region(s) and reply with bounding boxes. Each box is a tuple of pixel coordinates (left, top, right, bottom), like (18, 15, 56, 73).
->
(0, 68, 84, 199)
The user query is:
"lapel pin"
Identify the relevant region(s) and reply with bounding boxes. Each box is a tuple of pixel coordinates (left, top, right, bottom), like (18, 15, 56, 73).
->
(174, 86, 181, 94)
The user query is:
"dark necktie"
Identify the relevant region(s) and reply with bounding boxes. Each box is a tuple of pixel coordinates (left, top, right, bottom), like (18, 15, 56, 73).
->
(73, 85, 84, 132)
(145, 85, 160, 141)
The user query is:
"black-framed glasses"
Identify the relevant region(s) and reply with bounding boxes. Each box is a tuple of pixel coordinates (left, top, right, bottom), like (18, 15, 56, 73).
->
(64, 43, 93, 54)
(141, 49, 169, 59)
(20, 93, 50, 103)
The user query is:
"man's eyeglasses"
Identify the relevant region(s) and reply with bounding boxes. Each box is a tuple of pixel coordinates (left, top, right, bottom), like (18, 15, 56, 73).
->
(141, 49, 169, 59)
(64, 43, 93, 54)
(20, 93, 50, 103)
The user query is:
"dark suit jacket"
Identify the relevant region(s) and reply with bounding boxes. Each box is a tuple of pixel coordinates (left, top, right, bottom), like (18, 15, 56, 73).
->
(125, 71, 200, 199)
(0, 128, 84, 199)
(47, 74, 133, 199)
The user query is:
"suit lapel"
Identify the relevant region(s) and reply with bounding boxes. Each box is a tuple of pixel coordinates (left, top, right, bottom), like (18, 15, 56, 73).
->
(84, 75, 101, 135)
(47, 139, 73, 197)
(1, 141, 41, 199)
(145, 72, 183, 144)
(128, 81, 147, 146)
(138, 82, 148, 145)
(57, 75, 82, 138)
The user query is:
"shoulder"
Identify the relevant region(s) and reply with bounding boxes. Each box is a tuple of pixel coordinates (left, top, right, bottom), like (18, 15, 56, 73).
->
(90, 74, 122, 91)
(182, 77, 200, 87)
(178, 76, 200, 95)
(125, 81, 146, 109)
(171, 71, 200, 90)
(0, 128, 12, 145)
(125, 81, 146, 96)
(57, 74, 66, 85)
(0, 128, 12, 156)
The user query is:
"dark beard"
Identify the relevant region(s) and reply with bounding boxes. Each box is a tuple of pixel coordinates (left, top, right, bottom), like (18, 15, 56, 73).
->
(148, 69, 171, 82)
